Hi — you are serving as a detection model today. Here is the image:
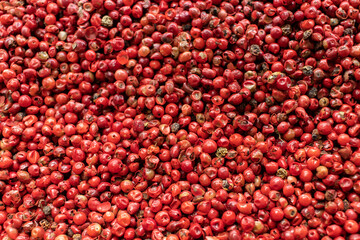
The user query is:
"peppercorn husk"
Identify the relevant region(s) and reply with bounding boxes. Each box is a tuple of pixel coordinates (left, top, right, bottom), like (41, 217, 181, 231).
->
(101, 15, 113, 27)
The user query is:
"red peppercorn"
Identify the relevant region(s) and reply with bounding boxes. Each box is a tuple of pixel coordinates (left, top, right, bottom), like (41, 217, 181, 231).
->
(270, 207, 284, 221)
(0, 0, 360, 239)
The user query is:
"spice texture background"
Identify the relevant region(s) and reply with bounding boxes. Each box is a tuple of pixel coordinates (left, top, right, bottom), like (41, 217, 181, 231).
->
(1, 0, 360, 239)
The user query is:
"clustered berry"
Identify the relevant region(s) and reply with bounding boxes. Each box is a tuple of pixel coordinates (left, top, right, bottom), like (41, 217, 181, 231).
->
(1, 0, 360, 239)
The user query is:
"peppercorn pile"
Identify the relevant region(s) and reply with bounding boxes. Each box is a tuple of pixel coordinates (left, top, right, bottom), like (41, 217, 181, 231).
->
(1, 0, 360, 239)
